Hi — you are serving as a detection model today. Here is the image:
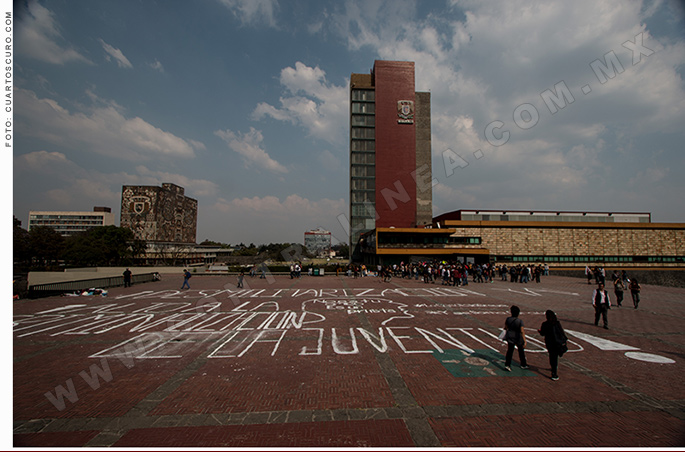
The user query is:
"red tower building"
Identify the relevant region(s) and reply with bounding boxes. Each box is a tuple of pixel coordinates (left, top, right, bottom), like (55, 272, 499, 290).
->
(349, 61, 432, 258)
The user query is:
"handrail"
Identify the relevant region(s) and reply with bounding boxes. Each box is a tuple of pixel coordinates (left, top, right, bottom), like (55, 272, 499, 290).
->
(27, 273, 159, 299)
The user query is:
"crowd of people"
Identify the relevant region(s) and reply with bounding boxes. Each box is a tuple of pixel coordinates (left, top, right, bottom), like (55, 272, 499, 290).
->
(343, 261, 550, 286)
(585, 266, 642, 309)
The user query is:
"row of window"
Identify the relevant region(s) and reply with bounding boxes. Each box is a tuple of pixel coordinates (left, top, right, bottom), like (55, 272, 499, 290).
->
(351, 203, 376, 217)
(30, 221, 104, 226)
(350, 190, 375, 203)
(351, 127, 375, 140)
(378, 235, 482, 246)
(351, 178, 375, 191)
(493, 255, 685, 263)
(351, 151, 375, 164)
(351, 90, 375, 102)
(463, 214, 651, 223)
(351, 102, 375, 114)
(31, 215, 105, 220)
(351, 115, 375, 127)
(351, 140, 375, 152)
(351, 165, 375, 177)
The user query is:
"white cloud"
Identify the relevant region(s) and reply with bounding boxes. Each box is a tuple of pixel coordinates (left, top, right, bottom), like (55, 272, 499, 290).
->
(149, 59, 165, 72)
(15, 151, 218, 214)
(99, 39, 133, 68)
(216, 194, 344, 216)
(15, 89, 198, 161)
(252, 62, 348, 144)
(326, 0, 685, 219)
(131, 166, 219, 197)
(16, 2, 91, 65)
(218, 0, 279, 27)
(215, 127, 288, 173)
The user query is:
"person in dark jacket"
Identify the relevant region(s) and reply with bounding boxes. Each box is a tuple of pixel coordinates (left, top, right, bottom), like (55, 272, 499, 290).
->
(123, 268, 132, 287)
(538, 310, 568, 381)
(592, 283, 611, 329)
(503, 305, 529, 371)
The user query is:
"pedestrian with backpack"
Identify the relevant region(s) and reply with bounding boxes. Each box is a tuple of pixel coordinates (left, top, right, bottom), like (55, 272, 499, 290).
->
(538, 310, 568, 381)
(181, 269, 191, 290)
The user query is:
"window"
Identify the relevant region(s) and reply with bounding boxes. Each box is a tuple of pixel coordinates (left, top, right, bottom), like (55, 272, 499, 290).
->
(351, 140, 375, 152)
(352, 90, 375, 102)
(351, 102, 375, 114)
(351, 152, 375, 164)
(351, 190, 375, 203)
(351, 127, 375, 139)
(351, 179, 375, 190)
(351, 115, 375, 127)
(351, 165, 375, 177)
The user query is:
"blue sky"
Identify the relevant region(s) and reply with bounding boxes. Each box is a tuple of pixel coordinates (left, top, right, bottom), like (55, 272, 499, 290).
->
(11, 0, 685, 246)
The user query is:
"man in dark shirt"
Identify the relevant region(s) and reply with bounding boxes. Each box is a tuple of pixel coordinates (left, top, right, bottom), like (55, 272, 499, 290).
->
(123, 268, 132, 287)
(503, 305, 529, 371)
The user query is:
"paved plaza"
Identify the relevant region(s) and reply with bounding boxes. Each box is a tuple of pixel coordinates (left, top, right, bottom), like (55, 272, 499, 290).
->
(12, 272, 685, 448)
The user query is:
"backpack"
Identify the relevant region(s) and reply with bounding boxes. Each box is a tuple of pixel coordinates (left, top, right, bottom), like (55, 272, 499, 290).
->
(553, 322, 568, 356)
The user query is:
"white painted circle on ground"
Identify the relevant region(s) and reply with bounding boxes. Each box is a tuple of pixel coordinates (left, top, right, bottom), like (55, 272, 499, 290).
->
(624, 352, 675, 364)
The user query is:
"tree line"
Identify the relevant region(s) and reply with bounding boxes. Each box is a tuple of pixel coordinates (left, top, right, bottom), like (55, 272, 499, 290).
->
(14, 217, 146, 270)
(14, 217, 350, 271)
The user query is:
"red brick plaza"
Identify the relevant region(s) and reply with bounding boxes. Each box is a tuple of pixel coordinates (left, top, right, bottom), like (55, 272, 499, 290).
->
(12, 272, 685, 448)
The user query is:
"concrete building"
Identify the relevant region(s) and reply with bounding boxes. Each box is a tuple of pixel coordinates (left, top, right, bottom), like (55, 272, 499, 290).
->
(28, 207, 115, 236)
(120, 183, 197, 244)
(305, 229, 332, 257)
(349, 60, 432, 258)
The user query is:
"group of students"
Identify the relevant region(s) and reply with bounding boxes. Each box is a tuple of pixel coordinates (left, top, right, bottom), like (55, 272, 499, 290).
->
(587, 266, 642, 308)
(501, 305, 567, 381)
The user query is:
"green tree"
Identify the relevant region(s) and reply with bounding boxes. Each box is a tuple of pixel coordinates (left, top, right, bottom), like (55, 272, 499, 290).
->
(13, 216, 31, 266)
(332, 243, 350, 259)
(63, 226, 139, 266)
(28, 225, 65, 266)
(199, 239, 231, 248)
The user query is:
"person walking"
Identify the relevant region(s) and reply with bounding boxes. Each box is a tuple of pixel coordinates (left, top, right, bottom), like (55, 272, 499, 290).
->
(181, 269, 191, 290)
(503, 305, 529, 371)
(237, 271, 244, 288)
(123, 268, 132, 288)
(592, 282, 611, 329)
(613, 275, 624, 307)
(629, 279, 641, 309)
(538, 310, 568, 381)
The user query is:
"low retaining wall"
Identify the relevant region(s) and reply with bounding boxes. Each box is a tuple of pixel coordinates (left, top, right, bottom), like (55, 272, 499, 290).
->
(552, 269, 685, 288)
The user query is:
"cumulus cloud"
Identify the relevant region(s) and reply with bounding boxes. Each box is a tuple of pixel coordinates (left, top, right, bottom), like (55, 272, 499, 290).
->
(218, 0, 279, 27)
(15, 150, 218, 214)
(326, 0, 685, 217)
(99, 39, 133, 68)
(252, 62, 348, 144)
(215, 127, 288, 173)
(15, 89, 199, 161)
(16, 1, 91, 65)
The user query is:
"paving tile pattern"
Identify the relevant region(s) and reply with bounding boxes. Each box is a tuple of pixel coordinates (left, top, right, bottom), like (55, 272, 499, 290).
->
(13, 274, 685, 447)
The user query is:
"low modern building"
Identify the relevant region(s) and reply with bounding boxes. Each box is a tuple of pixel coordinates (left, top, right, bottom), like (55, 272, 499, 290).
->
(28, 207, 115, 236)
(356, 210, 685, 268)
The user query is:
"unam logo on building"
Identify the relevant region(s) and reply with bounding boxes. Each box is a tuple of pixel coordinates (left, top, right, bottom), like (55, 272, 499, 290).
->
(397, 100, 414, 124)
